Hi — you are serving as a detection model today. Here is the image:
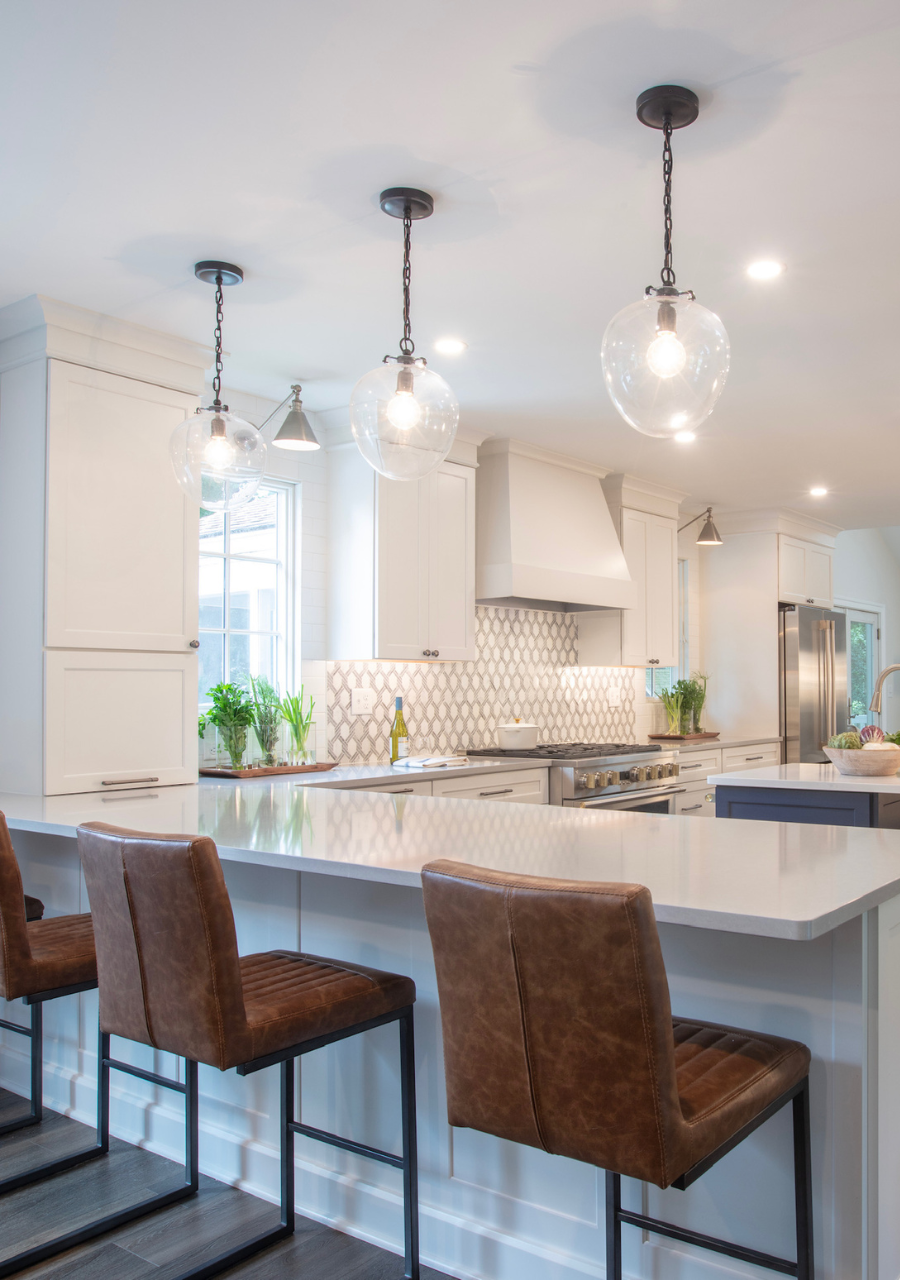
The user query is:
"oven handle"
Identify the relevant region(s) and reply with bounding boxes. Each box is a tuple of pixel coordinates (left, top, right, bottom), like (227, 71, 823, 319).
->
(578, 787, 686, 809)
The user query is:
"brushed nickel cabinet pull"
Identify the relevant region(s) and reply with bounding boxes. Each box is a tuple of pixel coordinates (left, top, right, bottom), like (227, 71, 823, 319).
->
(393, 788, 415, 794)
(101, 777, 159, 786)
(479, 787, 515, 797)
(189, 640, 200, 648)
(682, 803, 703, 811)
(745, 755, 765, 761)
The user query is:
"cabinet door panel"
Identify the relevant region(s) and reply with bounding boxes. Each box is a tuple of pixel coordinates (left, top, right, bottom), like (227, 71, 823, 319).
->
(427, 462, 476, 660)
(620, 511, 649, 666)
(45, 362, 199, 651)
(431, 768, 548, 803)
(374, 476, 428, 660)
(646, 516, 678, 666)
(806, 547, 833, 607)
(45, 650, 197, 794)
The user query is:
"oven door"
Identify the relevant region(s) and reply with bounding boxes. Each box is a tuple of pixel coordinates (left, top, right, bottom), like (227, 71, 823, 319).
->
(565, 787, 685, 815)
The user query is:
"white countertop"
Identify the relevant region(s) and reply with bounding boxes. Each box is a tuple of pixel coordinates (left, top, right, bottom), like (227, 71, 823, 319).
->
(5, 780, 900, 941)
(709, 762, 900, 793)
(295, 758, 546, 788)
(671, 736, 779, 753)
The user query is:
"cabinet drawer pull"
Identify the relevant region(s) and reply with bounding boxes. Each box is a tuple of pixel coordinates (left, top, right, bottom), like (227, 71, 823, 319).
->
(479, 787, 515, 797)
(745, 755, 765, 761)
(101, 777, 159, 786)
(681, 762, 703, 770)
(392, 788, 415, 794)
(682, 803, 703, 811)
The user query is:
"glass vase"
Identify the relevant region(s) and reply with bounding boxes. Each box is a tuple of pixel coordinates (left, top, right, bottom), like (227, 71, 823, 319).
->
(285, 721, 316, 766)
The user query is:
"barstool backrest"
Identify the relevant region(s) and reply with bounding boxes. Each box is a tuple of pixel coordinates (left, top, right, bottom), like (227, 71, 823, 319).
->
(421, 860, 689, 1187)
(77, 823, 252, 1069)
(0, 813, 33, 998)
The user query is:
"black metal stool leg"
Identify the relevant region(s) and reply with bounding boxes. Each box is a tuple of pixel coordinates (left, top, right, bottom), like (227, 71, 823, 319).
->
(605, 1171, 622, 1280)
(793, 1078, 814, 1280)
(400, 1006, 419, 1280)
(281, 1057, 295, 1232)
(0, 1001, 41, 1138)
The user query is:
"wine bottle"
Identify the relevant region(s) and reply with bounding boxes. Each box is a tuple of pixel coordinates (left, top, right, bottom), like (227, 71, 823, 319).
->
(390, 697, 410, 763)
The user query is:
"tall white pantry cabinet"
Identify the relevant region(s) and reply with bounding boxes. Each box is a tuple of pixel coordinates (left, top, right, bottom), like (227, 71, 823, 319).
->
(0, 297, 209, 795)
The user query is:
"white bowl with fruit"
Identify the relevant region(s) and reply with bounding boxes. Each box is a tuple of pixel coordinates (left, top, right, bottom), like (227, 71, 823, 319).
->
(824, 726, 900, 776)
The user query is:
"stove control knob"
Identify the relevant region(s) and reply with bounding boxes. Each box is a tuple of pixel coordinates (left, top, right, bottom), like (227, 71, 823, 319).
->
(595, 770, 609, 788)
(606, 770, 620, 786)
(671, 762, 680, 777)
(629, 766, 647, 783)
(646, 764, 659, 781)
(577, 773, 590, 789)
(660, 763, 673, 778)
(585, 772, 598, 789)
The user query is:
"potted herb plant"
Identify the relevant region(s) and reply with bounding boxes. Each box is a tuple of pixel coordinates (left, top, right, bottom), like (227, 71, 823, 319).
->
(249, 675, 282, 767)
(280, 687, 316, 765)
(205, 683, 254, 770)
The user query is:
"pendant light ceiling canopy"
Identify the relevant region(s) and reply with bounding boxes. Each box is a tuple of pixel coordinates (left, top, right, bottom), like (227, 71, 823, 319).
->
(169, 261, 267, 512)
(601, 86, 730, 440)
(349, 188, 459, 482)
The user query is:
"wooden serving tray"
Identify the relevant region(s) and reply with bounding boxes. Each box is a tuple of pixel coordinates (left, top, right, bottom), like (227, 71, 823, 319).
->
(199, 763, 338, 779)
(647, 732, 720, 742)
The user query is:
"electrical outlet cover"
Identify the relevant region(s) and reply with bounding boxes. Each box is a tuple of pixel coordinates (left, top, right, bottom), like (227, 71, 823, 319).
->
(607, 685, 622, 708)
(351, 688, 376, 716)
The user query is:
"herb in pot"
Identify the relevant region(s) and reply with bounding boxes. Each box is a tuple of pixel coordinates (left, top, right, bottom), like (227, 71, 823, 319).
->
(205, 683, 254, 770)
(249, 676, 283, 767)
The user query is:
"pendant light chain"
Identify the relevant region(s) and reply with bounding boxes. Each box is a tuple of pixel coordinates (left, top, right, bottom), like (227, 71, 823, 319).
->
(661, 117, 676, 287)
(399, 209, 415, 356)
(212, 273, 225, 407)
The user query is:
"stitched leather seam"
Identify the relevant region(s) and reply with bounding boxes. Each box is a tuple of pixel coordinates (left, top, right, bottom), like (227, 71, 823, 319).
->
(246, 986, 392, 1029)
(187, 847, 229, 1068)
(506, 887, 550, 1153)
(121, 853, 158, 1050)
(625, 896, 670, 1185)
(265, 953, 380, 983)
(682, 1051, 803, 1125)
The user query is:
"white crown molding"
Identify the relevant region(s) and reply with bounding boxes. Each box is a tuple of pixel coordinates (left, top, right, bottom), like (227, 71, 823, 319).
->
(601, 472, 688, 521)
(0, 295, 211, 394)
(478, 437, 612, 479)
(714, 508, 843, 544)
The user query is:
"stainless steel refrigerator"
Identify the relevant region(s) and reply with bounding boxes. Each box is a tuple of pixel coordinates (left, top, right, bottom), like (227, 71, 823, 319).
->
(779, 604, 848, 763)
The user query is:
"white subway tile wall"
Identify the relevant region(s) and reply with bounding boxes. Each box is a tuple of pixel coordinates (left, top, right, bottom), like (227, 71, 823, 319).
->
(327, 606, 641, 764)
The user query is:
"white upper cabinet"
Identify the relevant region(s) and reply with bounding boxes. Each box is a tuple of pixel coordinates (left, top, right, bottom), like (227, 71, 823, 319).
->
(577, 504, 679, 668)
(328, 446, 476, 662)
(778, 534, 833, 607)
(45, 362, 199, 652)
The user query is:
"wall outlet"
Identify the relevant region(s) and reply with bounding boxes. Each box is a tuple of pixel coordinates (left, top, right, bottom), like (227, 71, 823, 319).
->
(350, 687, 376, 716)
(607, 685, 622, 708)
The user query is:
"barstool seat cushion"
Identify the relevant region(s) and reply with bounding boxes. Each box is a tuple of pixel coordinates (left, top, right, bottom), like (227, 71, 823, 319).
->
(1, 914, 96, 1002)
(24, 895, 44, 922)
(672, 1018, 809, 1167)
(239, 951, 416, 1064)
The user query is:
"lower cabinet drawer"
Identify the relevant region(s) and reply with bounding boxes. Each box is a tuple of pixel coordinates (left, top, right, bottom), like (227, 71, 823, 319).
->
(721, 743, 782, 773)
(676, 787, 716, 817)
(358, 780, 433, 796)
(432, 768, 549, 804)
(675, 750, 721, 781)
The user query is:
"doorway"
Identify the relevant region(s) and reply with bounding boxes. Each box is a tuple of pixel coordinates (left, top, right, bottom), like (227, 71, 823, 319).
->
(838, 607, 882, 729)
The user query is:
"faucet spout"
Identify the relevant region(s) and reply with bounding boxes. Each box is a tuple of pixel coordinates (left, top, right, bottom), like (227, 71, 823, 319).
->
(869, 664, 900, 714)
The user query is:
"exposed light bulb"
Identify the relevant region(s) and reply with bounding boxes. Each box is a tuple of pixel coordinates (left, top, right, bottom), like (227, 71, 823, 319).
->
(646, 330, 687, 378)
(675, 431, 695, 444)
(386, 390, 423, 430)
(809, 486, 828, 497)
(203, 422, 236, 471)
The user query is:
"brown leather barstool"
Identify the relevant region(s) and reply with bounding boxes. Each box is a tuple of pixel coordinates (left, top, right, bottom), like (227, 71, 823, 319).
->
(0, 812, 100, 1197)
(69, 822, 419, 1280)
(422, 861, 813, 1280)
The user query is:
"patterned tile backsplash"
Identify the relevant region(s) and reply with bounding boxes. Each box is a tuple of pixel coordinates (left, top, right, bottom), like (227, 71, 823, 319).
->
(327, 606, 641, 763)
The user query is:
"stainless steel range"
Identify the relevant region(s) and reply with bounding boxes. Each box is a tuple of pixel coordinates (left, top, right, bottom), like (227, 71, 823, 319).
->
(466, 743, 683, 812)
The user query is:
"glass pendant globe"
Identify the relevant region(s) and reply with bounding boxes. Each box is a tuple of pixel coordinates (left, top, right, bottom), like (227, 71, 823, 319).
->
(169, 407, 267, 512)
(601, 293, 730, 438)
(350, 361, 459, 481)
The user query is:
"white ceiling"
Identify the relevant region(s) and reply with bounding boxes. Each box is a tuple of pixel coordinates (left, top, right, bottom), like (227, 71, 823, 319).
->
(3, 0, 900, 527)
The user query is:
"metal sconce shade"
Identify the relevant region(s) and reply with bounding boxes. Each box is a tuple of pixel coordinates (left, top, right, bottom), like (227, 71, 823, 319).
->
(273, 386, 320, 451)
(696, 513, 723, 545)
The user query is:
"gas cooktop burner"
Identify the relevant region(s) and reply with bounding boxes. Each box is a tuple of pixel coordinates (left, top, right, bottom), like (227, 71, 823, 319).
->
(467, 742, 663, 761)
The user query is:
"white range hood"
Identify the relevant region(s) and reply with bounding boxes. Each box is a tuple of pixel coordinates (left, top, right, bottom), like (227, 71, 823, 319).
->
(475, 439, 636, 612)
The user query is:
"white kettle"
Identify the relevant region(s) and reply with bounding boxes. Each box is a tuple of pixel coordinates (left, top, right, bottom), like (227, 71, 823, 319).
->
(497, 721, 539, 751)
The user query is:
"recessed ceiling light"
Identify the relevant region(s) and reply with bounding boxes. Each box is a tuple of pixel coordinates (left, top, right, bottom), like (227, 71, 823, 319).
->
(674, 431, 696, 444)
(809, 486, 828, 497)
(747, 260, 785, 280)
(434, 337, 467, 356)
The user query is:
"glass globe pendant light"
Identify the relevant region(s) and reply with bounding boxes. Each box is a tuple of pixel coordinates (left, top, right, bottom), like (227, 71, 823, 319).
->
(169, 261, 267, 511)
(601, 86, 730, 439)
(350, 188, 459, 481)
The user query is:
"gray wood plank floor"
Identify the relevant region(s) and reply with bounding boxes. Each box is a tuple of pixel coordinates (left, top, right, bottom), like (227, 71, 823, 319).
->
(0, 1091, 452, 1278)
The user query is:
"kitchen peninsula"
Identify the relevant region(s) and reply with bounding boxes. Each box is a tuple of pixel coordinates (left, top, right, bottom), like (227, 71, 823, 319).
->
(711, 762, 900, 827)
(2, 780, 899, 1280)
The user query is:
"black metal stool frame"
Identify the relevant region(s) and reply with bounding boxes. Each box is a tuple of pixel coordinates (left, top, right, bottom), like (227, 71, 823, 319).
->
(0, 979, 102, 1192)
(0, 1003, 419, 1280)
(606, 1077, 813, 1280)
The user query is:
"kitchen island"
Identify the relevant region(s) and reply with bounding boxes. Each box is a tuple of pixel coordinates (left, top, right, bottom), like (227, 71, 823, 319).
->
(1, 779, 899, 1280)
(711, 761, 900, 827)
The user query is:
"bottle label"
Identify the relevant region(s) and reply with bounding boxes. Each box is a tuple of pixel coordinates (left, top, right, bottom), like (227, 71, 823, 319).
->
(397, 737, 410, 759)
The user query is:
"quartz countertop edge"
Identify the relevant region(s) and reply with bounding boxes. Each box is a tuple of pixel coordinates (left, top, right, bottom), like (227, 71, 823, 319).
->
(709, 763, 900, 792)
(294, 758, 547, 787)
(661, 736, 780, 753)
(6, 782, 900, 943)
